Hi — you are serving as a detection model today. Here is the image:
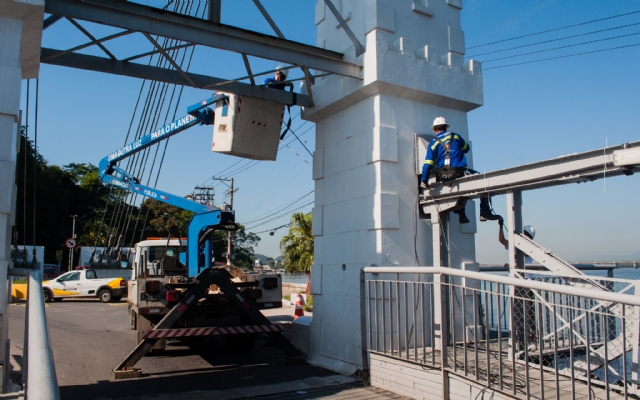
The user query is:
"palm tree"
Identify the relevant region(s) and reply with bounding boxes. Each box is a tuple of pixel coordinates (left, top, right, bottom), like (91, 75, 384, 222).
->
(280, 212, 313, 273)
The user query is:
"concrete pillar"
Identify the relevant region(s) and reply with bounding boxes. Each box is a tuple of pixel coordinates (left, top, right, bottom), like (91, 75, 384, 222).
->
(0, 0, 44, 382)
(304, 0, 483, 373)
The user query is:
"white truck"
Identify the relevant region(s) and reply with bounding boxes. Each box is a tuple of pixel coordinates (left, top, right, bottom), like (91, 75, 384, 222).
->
(127, 238, 283, 350)
(42, 269, 127, 303)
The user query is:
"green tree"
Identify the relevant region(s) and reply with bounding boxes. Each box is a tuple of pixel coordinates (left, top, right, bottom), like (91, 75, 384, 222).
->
(280, 212, 313, 272)
(15, 131, 113, 263)
(140, 198, 195, 238)
(225, 226, 261, 269)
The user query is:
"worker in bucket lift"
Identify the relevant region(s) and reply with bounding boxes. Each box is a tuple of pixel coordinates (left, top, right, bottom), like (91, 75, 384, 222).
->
(498, 220, 535, 265)
(420, 116, 501, 224)
(264, 64, 293, 91)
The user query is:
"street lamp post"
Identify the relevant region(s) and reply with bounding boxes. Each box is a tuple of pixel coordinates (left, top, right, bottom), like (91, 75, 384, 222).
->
(68, 215, 77, 271)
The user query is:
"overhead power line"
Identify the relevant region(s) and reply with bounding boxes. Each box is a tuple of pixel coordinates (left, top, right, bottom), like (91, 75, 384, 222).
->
(481, 31, 640, 63)
(469, 21, 640, 58)
(242, 190, 314, 225)
(484, 42, 640, 71)
(245, 200, 314, 230)
(467, 10, 640, 50)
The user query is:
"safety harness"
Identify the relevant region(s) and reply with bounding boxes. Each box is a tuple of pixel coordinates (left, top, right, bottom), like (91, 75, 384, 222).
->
(433, 133, 466, 181)
(279, 83, 295, 140)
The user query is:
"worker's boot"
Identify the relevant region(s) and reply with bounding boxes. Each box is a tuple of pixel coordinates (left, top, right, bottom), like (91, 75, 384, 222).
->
(453, 209, 470, 224)
(479, 197, 501, 221)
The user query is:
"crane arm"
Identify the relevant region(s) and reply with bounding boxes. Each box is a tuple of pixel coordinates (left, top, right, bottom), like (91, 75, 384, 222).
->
(98, 93, 226, 180)
(96, 92, 234, 277)
(101, 166, 216, 214)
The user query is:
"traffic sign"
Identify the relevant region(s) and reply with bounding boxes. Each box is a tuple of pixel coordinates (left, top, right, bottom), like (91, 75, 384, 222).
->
(65, 238, 77, 249)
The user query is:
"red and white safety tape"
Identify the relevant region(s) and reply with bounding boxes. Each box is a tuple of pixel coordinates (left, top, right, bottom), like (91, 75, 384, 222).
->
(143, 324, 285, 339)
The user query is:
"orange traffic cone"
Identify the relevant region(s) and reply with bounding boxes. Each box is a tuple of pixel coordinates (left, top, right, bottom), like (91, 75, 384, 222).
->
(294, 293, 304, 320)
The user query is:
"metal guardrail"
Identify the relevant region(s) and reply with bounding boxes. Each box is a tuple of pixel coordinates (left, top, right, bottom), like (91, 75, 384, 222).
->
(361, 267, 640, 399)
(8, 268, 60, 399)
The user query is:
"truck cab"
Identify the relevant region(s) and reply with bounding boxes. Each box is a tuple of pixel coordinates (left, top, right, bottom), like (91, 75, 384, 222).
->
(131, 238, 187, 279)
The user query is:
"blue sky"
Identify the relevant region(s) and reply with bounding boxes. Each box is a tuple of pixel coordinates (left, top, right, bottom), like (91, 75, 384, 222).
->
(22, 0, 640, 263)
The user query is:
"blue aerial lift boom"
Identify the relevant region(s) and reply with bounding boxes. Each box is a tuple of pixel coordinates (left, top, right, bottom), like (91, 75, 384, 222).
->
(101, 93, 301, 379)
(98, 93, 235, 277)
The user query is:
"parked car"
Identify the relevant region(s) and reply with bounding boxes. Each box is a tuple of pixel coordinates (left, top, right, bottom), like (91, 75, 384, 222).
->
(43, 264, 63, 280)
(42, 269, 127, 303)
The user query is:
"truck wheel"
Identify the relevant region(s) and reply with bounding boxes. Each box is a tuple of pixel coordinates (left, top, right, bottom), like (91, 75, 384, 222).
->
(99, 289, 113, 303)
(43, 289, 52, 303)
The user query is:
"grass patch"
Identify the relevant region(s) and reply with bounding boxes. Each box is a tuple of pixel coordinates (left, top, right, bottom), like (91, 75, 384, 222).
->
(303, 294, 313, 312)
(12, 277, 27, 284)
(283, 294, 291, 301)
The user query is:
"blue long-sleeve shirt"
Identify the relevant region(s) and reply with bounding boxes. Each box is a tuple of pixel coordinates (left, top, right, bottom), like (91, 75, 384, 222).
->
(264, 77, 291, 91)
(420, 131, 470, 182)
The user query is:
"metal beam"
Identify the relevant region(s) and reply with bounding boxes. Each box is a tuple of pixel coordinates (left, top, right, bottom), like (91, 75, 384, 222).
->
(420, 140, 640, 208)
(241, 54, 256, 86)
(122, 42, 194, 63)
(208, 0, 221, 24)
(301, 66, 314, 107)
(324, 0, 365, 57)
(43, 15, 63, 30)
(45, 0, 362, 79)
(251, 0, 285, 39)
(65, 17, 116, 60)
(40, 48, 312, 107)
(142, 32, 196, 87)
(41, 29, 133, 62)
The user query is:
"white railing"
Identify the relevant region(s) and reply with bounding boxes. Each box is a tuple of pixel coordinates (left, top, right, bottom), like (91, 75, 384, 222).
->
(9, 268, 60, 400)
(362, 266, 640, 400)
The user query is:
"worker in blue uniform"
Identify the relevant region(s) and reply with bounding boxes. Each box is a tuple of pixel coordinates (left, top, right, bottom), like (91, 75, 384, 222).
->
(420, 116, 500, 223)
(264, 64, 293, 91)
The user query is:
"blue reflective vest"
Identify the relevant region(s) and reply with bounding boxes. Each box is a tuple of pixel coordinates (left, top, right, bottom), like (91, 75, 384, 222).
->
(420, 131, 470, 182)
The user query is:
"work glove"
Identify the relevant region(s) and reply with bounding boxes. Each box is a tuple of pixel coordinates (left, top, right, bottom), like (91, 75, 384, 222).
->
(498, 217, 504, 228)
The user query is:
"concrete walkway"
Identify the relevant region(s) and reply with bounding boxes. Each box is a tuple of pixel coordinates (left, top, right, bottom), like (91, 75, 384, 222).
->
(117, 376, 401, 400)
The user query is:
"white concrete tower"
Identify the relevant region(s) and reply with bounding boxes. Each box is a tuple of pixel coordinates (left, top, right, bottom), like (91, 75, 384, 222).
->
(303, 0, 483, 372)
(0, 0, 44, 367)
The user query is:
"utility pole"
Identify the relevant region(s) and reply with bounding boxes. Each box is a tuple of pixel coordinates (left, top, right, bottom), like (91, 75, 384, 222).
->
(226, 178, 236, 266)
(193, 186, 215, 206)
(205, 176, 238, 266)
(69, 214, 77, 271)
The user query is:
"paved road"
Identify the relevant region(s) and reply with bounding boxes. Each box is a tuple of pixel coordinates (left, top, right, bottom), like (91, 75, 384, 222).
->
(7, 299, 333, 400)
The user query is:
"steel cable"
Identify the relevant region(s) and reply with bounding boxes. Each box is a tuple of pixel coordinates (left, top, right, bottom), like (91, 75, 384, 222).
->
(97, 0, 193, 254)
(466, 10, 640, 50)
(484, 42, 640, 71)
(481, 31, 640, 63)
(131, 1, 205, 243)
(468, 21, 640, 58)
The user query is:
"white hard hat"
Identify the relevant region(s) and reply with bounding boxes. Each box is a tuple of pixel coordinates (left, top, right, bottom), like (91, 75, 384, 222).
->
(275, 64, 289, 77)
(432, 116, 449, 129)
(523, 225, 535, 239)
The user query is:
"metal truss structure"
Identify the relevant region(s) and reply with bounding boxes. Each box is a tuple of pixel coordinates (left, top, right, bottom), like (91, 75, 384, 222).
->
(42, 0, 364, 106)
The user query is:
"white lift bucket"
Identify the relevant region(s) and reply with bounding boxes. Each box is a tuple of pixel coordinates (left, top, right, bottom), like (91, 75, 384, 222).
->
(212, 93, 285, 161)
